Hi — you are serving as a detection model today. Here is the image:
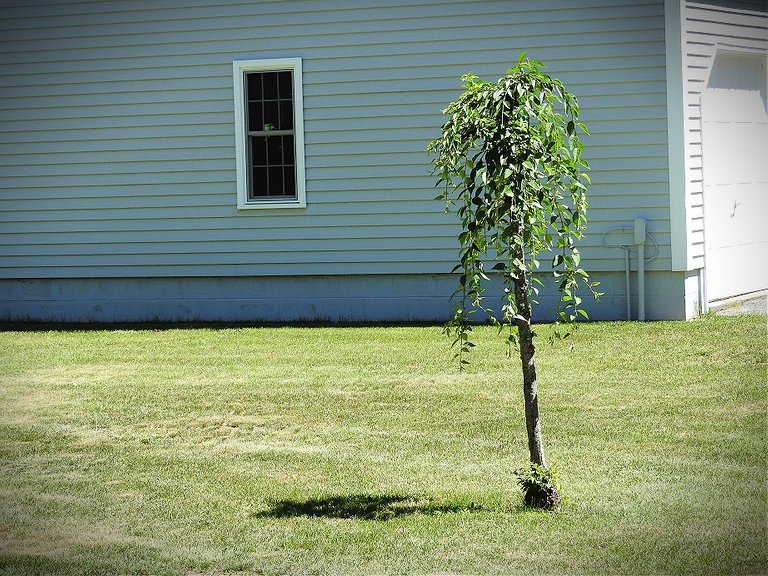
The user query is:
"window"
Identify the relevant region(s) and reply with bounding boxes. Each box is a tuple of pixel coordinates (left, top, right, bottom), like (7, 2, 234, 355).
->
(233, 58, 306, 209)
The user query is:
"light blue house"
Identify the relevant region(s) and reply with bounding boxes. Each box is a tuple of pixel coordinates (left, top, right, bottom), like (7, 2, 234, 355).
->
(1, 0, 765, 323)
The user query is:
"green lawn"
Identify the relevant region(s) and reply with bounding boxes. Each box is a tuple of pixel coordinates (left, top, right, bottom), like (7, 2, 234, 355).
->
(0, 315, 765, 575)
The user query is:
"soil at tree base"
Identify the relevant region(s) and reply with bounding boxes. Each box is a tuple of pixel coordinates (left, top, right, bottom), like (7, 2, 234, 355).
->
(524, 485, 562, 512)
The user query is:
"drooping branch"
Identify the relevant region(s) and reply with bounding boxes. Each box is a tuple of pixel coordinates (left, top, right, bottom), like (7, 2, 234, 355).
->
(428, 55, 599, 357)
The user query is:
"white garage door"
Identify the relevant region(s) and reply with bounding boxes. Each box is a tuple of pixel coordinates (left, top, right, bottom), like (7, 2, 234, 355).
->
(701, 51, 768, 302)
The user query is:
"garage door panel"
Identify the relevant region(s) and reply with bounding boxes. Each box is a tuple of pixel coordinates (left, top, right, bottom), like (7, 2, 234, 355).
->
(702, 118, 768, 185)
(707, 240, 768, 299)
(703, 88, 767, 123)
(704, 182, 767, 249)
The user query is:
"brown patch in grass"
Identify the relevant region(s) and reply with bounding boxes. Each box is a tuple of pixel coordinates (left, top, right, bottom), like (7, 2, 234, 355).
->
(4, 364, 139, 388)
(0, 385, 68, 427)
(186, 572, 250, 576)
(0, 520, 155, 559)
(0, 364, 138, 427)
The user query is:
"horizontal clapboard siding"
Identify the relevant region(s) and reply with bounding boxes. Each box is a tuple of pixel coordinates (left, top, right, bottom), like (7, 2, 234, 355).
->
(682, 0, 768, 269)
(0, 0, 670, 279)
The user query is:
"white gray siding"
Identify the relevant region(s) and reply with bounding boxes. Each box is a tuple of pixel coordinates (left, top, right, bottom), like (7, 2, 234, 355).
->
(0, 0, 671, 282)
(681, 0, 768, 269)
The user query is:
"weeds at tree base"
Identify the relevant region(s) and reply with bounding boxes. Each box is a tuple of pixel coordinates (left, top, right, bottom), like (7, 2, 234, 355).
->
(515, 462, 562, 512)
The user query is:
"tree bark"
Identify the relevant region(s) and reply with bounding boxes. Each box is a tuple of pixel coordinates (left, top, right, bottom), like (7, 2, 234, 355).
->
(514, 272, 548, 469)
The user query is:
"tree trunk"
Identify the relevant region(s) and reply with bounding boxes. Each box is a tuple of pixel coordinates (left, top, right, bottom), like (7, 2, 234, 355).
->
(514, 272, 548, 469)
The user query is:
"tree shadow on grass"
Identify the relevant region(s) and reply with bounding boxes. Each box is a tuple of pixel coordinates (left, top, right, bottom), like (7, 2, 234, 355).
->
(255, 494, 487, 521)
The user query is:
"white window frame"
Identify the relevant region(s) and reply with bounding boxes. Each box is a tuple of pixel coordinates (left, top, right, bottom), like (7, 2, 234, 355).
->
(233, 57, 306, 210)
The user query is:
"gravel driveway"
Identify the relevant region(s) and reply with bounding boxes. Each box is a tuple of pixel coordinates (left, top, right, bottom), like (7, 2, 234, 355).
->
(712, 292, 767, 316)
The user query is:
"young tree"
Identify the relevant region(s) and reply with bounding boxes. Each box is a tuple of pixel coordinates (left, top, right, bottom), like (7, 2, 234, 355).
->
(428, 55, 597, 502)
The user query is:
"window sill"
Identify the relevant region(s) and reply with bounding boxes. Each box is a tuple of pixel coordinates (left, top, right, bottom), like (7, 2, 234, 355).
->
(237, 199, 307, 210)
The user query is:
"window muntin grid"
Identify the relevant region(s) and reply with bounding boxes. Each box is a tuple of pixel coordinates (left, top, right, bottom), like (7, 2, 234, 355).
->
(245, 69, 296, 200)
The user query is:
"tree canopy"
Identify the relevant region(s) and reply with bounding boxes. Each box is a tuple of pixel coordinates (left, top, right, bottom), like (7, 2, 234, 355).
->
(428, 54, 598, 363)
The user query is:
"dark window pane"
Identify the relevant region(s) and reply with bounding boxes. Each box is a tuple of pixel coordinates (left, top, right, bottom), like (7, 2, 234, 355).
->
(247, 102, 263, 132)
(268, 166, 284, 196)
(246, 73, 262, 100)
(250, 136, 267, 166)
(263, 101, 279, 129)
(284, 165, 296, 196)
(282, 134, 295, 164)
(267, 136, 283, 165)
(250, 166, 268, 198)
(262, 72, 278, 100)
(279, 100, 293, 130)
(278, 71, 292, 99)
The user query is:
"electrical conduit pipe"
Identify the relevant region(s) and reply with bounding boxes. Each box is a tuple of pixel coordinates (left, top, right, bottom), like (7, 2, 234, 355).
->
(633, 218, 647, 321)
(602, 220, 656, 321)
